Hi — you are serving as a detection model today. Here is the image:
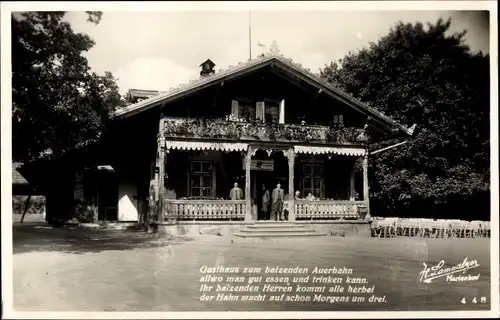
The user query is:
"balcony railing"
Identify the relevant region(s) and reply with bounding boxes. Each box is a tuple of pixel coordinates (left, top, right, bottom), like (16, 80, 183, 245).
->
(164, 199, 247, 220)
(162, 117, 367, 144)
(295, 200, 366, 220)
(162, 199, 366, 221)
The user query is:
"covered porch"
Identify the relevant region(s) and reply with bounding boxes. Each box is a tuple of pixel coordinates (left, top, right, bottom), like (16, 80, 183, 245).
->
(157, 139, 370, 222)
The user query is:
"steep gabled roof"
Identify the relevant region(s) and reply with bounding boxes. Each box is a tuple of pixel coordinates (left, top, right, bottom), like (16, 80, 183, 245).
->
(113, 53, 414, 137)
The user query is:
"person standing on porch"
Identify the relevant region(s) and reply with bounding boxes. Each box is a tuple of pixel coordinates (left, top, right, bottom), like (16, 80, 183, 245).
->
(229, 182, 243, 200)
(295, 191, 301, 200)
(271, 183, 284, 221)
(261, 185, 270, 220)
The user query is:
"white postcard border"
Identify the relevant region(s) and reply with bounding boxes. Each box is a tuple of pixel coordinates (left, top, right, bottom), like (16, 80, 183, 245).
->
(1, 1, 498, 319)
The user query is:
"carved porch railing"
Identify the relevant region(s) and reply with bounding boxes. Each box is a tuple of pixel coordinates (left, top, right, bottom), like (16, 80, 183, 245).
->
(163, 199, 247, 220)
(163, 117, 367, 144)
(295, 200, 366, 220)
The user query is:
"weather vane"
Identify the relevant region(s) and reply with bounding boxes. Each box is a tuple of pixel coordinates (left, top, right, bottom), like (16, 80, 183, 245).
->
(269, 40, 280, 54)
(256, 40, 280, 57)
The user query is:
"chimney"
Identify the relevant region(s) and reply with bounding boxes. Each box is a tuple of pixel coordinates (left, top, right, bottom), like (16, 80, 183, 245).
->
(200, 59, 216, 77)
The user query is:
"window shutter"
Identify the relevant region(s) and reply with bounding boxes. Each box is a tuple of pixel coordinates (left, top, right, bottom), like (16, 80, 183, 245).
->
(231, 100, 239, 118)
(279, 99, 285, 124)
(339, 114, 344, 125)
(74, 170, 84, 201)
(256, 101, 265, 121)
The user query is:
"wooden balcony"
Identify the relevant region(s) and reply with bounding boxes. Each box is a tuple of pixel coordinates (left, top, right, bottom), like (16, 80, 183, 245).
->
(164, 199, 248, 220)
(295, 200, 367, 220)
(162, 117, 367, 144)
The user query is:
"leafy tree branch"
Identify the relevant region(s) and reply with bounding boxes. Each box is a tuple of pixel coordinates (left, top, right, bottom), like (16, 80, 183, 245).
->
(12, 11, 126, 163)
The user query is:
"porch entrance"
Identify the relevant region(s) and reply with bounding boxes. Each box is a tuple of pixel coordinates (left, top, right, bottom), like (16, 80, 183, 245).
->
(253, 171, 274, 220)
(250, 149, 288, 220)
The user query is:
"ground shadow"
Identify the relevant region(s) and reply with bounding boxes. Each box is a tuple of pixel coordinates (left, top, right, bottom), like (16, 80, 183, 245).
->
(13, 224, 194, 254)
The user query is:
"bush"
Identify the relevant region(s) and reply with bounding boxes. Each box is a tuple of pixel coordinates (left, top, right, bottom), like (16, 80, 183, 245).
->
(12, 196, 46, 215)
(75, 200, 98, 223)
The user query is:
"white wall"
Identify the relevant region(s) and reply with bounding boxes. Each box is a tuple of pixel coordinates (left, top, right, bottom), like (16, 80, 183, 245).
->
(118, 183, 139, 221)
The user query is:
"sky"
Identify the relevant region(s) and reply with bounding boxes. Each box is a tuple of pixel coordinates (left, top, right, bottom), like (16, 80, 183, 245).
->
(63, 10, 490, 95)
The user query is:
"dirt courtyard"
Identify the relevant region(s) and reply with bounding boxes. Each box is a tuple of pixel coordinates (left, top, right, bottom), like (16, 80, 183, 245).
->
(11, 224, 491, 312)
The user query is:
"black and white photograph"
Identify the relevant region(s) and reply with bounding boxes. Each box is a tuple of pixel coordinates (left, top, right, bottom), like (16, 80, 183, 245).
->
(1, 1, 498, 318)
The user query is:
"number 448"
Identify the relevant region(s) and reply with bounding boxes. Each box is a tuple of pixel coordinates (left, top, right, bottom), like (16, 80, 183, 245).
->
(461, 297, 487, 304)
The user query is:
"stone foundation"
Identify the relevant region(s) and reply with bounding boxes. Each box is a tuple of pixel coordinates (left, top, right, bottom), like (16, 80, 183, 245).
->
(157, 220, 371, 237)
(157, 221, 252, 237)
(295, 220, 372, 237)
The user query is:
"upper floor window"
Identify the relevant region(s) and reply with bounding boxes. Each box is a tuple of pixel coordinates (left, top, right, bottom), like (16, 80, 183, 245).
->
(333, 114, 344, 127)
(229, 99, 285, 124)
(264, 100, 279, 124)
(229, 99, 252, 122)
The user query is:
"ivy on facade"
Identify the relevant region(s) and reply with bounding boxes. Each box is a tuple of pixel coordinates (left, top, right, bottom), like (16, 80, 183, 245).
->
(163, 117, 367, 144)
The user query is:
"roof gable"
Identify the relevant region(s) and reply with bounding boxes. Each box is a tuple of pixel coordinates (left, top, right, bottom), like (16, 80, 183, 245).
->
(113, 53, 414, 137)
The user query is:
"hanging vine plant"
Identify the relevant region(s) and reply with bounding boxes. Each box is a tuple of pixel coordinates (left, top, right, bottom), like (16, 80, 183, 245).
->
(162, 117, 366, 144)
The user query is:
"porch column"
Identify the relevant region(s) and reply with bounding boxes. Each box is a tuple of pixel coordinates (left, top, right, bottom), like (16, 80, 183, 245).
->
(157, 134, 166, 223)
(362, 152, 371, 220)
(148, 158, 158, 233)
(245, 146, 252, 221)
(287, 148, 296, 221)
(349, 162, 356, 200)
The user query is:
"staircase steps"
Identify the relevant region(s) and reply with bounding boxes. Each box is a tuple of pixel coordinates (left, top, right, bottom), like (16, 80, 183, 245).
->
(233, 221, 326, 238)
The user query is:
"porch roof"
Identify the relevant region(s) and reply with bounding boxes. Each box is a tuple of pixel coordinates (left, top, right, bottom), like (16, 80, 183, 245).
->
(164, 140, 365, 156)
(112, 53, 415, 138)
(294, 145, 365, 157)
(165, 140, 248, 152)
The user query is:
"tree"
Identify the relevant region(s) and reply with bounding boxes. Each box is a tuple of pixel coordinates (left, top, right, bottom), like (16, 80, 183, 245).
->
(320, 18, 490, 220)
(12, 12, 126, 163)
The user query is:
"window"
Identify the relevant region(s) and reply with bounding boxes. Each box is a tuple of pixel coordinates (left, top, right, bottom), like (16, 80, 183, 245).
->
(230, 99, 253, 121)
(264, 105, 276, 123)
(230, 100, 239, 119)
(333, 114, 344, 127)
(230, 98, 283, 123)
(256, 101, 265, 122)
(264, 99, 280, 124)
(190, 161, 214, 197)
(240, 103, 253, 120)
(301, 162, 324, 199)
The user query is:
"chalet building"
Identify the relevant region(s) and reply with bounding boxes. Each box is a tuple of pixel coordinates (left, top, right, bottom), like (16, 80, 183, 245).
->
(25, 52, 413, 235)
